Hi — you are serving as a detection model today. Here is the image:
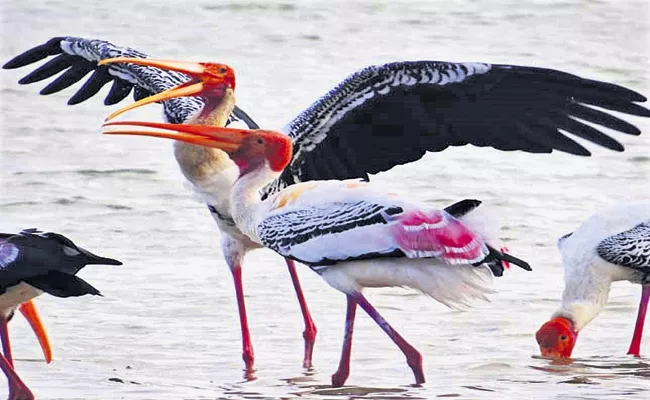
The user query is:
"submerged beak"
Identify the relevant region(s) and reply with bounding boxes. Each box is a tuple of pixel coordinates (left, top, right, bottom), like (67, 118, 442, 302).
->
(97, 58, 235, 121)
(103, 121, 249, 153)
(19, 301, 52, 363)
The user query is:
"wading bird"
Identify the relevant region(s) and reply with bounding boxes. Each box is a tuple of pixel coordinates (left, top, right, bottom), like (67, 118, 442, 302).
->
(0, 229, 121, 399)
(536, 202, 650, 359)
(5, 37, 649, 375)
(97, 56, 649, 384)
(103, 120, 533, 386)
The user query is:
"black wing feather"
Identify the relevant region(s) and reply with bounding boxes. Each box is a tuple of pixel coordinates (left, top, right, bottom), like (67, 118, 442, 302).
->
(269, 61, 648, 196)
(104, 79, 134, 105)
(40, 59, 96, 95)
(4, 36, 258, 128)
(68, 67, 114, 105)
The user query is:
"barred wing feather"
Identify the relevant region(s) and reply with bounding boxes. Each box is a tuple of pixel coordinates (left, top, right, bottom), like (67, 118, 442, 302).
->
(597, 221, 650, 270)
(257, 188, 489, 268)
(3, 36, 257, 127)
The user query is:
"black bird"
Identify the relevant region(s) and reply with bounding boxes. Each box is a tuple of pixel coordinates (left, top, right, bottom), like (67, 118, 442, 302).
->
(0, 229, 121, 400)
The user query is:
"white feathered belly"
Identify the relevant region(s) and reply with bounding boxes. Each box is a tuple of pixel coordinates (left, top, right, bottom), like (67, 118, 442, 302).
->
(318, 258, 494, 309)
(0, 282, 43, 316)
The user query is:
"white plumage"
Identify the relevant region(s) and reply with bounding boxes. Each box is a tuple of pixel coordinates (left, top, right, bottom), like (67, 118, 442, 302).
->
(537, 201, 650, 359)
(554, 201, 650, 330)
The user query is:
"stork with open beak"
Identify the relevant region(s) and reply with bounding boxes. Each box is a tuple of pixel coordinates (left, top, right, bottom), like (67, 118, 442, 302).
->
(104, 116, 536, 386)
(0, 229, 121, 399)
(5, 37, 649, 377)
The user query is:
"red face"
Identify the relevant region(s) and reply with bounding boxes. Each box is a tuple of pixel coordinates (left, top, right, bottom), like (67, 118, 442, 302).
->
(200, 62, 236, 91)
(231, 131, 293, 174)
(536, 317, 578, 359)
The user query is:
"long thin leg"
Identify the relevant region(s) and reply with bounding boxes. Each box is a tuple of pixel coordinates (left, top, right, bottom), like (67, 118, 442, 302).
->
(353, 292, 425, 385)
(1, 316, 13, 367)
(627, 285, 650, 356)
(231, 266, 255, 377)
(285, 258, 318, 369)
(331, 295, 357, 387)
(0, 353, 34, 400)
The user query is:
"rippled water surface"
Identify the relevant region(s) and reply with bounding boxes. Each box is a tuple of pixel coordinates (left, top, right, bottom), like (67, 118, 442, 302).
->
(1, 1, 650, 399)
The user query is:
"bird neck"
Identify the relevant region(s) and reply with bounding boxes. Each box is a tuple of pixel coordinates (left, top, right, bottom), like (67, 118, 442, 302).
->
(173, 88, 238, 186)
(230, 162, 281, 239)
(554, 261, 614, 332)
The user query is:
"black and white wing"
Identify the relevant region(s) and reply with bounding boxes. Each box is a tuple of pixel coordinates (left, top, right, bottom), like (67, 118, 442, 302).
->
(267, 61, 649, 194)
(597, 221, 650, 270)
(257, 200, 405, 268)
(3, 36, 258, 127)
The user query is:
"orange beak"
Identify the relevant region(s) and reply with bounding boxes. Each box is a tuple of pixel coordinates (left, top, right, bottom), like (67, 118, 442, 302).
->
(97, 58, 235, 121)
(19, 301, 52, 363)
(102, 121, 249, 153)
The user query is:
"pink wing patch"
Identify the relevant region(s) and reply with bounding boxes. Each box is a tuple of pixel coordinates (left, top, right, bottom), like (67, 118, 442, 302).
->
(391, 210, 488, 265)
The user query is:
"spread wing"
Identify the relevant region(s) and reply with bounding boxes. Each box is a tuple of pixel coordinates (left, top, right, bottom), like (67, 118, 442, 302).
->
(597, 221, 650, 270)
(3, 36, 258, 127)
(266, 61, 649, 195)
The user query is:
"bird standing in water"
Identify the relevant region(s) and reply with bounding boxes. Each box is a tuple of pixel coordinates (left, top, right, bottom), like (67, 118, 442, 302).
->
(98, 55, 650, 385)
(536, 201, 650, 359)
(104, 120, 534, 386)
(5, 37, 649, 376)
(0, 229, 121, 399)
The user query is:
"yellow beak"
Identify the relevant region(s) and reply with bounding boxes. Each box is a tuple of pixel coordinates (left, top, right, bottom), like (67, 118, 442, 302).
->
(102, 121, 249, 153)
(97, 58, 234, 121)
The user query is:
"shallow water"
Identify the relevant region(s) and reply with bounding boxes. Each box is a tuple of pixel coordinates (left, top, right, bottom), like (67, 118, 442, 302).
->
(1, 0, 650, 399)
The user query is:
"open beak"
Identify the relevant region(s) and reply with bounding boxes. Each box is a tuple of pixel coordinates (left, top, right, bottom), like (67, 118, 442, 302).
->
(97, 58, 235, 121)
(102, 121, 249, 153)
(19, 301, 52, 364)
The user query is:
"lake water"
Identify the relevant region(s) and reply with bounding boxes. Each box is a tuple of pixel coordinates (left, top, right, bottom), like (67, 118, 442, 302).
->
(1, 0, 649, 399)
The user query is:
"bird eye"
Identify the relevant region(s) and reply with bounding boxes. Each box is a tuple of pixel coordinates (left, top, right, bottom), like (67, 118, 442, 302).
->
(560, 335, 567, 341)
(256, 138, 264, 144)
(219, 67, 227, 74)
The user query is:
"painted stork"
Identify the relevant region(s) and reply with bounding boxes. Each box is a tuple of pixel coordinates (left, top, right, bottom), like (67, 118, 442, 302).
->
(536, 202, 650, 359)
(97, 57, 648, 385)
(103, 120, 534, 385)
(4, 37, 649, 375)
(0, 229, 121, 399)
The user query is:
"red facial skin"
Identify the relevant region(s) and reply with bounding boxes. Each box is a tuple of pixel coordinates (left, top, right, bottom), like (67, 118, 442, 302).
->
(231, 131, 293, 174)
(199, 63, 236, 91)
(536, 317, 578, 359)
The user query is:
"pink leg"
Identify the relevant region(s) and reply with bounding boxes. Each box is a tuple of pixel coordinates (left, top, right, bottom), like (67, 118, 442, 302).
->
(331, 295, 357, 387)
(0, 353, 34, 400)
(285, 258, 318, 369)
(627, 285, 650, 357)
(1, 316, 13, 367)
(353, 292, 425, 385)
(231, 267, 255, 377)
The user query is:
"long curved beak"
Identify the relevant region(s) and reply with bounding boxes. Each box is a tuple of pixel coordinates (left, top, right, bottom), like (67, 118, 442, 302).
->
(102, 121, 248, 153)
(97, 58, 234, 121)
(19, 301, 52, 363)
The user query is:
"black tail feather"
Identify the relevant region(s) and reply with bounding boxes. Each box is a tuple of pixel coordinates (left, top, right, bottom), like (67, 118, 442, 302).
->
(444, 199, 482, 218)
(477, 245, 532, 277)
